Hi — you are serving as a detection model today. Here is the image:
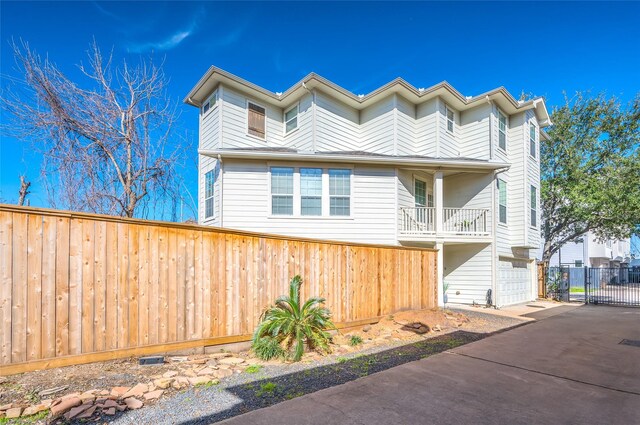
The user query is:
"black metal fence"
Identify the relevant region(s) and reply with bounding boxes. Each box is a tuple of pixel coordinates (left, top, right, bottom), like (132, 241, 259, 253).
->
(547, 266, 640, 307)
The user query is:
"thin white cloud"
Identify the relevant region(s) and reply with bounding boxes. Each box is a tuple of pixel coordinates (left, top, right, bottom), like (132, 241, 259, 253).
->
(127, 7, 204, 53)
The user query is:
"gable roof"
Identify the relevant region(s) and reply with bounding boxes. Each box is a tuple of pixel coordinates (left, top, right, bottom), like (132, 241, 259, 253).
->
(184, 66, 551, 127)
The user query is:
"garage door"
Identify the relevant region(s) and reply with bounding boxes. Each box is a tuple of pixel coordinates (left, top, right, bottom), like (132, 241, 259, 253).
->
(498, 259, 532, 307)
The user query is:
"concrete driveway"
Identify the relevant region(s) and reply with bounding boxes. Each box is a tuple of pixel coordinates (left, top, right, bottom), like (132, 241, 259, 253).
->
(221, 306, 640, 425)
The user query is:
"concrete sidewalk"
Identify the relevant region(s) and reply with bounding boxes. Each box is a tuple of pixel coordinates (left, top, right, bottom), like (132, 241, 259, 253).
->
(219, 306, 640, 425)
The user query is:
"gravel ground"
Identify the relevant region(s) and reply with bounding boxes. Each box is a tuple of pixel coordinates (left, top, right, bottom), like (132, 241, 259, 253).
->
(108, 310, 526, 425)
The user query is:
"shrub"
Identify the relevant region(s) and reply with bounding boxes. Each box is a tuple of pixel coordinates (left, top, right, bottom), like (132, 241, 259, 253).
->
(252, 275, 335, 362)
(252, 336, 286, 361)
(349, 335, 363, 346)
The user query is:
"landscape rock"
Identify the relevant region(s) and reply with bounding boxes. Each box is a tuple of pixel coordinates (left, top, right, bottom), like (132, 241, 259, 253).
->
(38, 385, 68, 397)
(22, 404, 49, 416)
(213, 369, 233, 379)
(122, 383, 148, 398)
(153, 378, 173, 389)
(111, 386, 130, 398)
(198, 367, 216, 376)
(65, 403, 93, 420)
(123, 397, 143, 409)
(162, 371, 179, 378)
(104, 407, 116, 415)
(0, 403, 13, 411)
(218, 357, 244, 365)
(183, 368, 197, 377)
(208, 352, 232, 359)
(50, 397, 81, 417)
(143, 390, 164, 400)
(75, 405, 97, 419)
(206, 359, 218, 367)
(363, 325, 372, 332)
(5, 407, 22, 419)
(188, 376, 213, 386)
(169, 356, 189, 363)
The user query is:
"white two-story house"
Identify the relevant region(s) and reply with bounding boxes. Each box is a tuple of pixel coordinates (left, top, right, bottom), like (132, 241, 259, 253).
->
(546, 232, 632, 268)
(184, 67, 551, 308)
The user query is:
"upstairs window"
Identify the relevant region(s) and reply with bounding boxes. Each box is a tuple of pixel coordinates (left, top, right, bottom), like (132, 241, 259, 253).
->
(202, 91, 217, 115)
(498, 110, 507, 151)
(445, 106, 455, 133)
(498, 179, 507, 224)
(329, 169, 351, 216)
(271, 167, 294, 215)
(530, 185, 537, 227)
(248, 102, 266, 139)
(284, 104, 298, 134)
(205, 169, 215, 218)
(414, 179, 427, 207)
(300, 168, 322, 216)
(529, 122, 537, 158)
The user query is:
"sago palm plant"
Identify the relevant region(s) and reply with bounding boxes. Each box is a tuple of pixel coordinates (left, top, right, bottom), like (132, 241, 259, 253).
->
(252, 275, 335, 362)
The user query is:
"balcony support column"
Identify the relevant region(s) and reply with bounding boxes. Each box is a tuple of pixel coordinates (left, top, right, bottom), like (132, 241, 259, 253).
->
(433, 171, 444, 235)
(436, 242, 444, 307)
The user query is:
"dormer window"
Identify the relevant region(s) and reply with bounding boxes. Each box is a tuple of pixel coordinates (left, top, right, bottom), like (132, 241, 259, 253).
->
(248, 102, 266, 139)
(284, 104, 298, 134)
(445, 105, 455, 133)
(201, 91, 217, 115)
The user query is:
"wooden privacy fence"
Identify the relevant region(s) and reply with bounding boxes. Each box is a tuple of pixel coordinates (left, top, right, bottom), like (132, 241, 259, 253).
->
(0, 205, 437, 374)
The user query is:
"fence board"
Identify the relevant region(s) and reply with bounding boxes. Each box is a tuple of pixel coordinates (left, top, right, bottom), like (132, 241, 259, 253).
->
(0, 204, 437, 374)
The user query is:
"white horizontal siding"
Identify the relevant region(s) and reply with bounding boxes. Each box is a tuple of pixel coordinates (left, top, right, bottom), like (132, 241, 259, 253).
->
(283, 93, 314, 152)
(439, 100, 459, 158)
(198, 156, 221, 226)
(415, 99, 437, 157)
(460, 104, 490, 160)
(526, 111, 541, 248)
(220, 159, 397, 245)
(200, 102, 220, 150)
(360, 97, 395, 154)
(315, 91, 360, 152)
(444, 243, 493, 305)
(396, 96, 415, 156)
(444, 172, 493, 229)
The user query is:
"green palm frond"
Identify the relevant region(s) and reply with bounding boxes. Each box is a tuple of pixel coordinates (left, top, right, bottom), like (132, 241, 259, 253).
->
(252, 275, 335, 362)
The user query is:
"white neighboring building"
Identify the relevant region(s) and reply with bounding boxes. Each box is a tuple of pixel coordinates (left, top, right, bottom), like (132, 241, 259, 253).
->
(185, 67, 551, 307)
(546, 232, 632, 268)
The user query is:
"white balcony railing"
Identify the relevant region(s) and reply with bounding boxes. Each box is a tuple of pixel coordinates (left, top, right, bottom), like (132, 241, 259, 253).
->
(400, 207, 490, 238)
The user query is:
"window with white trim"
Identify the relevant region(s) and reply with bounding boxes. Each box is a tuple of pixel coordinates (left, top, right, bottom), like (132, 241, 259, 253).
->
(498, 179, 507, 224)
(529, 122, 537, 158)
(498, 110, 507, 151)
(445, 105, 455, 133)
(284, 104, 298, 134)
(248, 102, 266, 139)
(329, 169, 351, 216)
(530, 185, 537, 227)
(205, 169, 215, 218)
(201, 91, 218, 115)
(271, 167, 293, 215)
(300, 168, 322, 216)
(414, 179, 427, 207)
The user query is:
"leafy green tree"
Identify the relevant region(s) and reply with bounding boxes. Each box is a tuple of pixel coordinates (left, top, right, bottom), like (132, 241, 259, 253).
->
(252, 275, 335, 362)
(541, 92, 640, 263)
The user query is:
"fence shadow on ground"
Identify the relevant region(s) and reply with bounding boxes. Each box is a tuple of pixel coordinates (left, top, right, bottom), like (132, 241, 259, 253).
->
(156, 327, 525, 425)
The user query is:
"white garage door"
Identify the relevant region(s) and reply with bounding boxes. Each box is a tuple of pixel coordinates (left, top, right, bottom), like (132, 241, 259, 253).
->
(498, 259, 532, 307)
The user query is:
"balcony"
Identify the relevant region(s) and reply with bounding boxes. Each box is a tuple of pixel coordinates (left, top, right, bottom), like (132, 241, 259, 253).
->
(399, 207, 490, 240)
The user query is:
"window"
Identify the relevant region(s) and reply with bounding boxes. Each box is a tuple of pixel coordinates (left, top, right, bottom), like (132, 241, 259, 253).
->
(498, 110, 507, 151)
(414, 179, 427, 207)
(271, 167, 293, 215)
(300, 168, 322, 216)
(530, 185, 537, 227)
(329, 169, 351, 216)
(284, 104, 298, 134)
(201, 91, 217, 115)
(248, 102, 266, 139)
(445, 106, 455, 133)
(498, 179, 507, 224)
(205, 169, 215, 218)
(529, 122, 537, 158)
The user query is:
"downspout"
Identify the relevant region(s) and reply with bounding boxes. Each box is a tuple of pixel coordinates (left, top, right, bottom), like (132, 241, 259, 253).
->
(218, 154, 224, 227)
(491, 166, 509, 308)
(302, 82, 317, 152)
(486, 95, 494, 160)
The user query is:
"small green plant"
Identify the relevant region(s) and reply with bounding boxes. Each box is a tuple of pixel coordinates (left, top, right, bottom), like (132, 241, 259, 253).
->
(349, 335, 363, 346)
(196, 380, 219, 389)
(252, 275, 335, 362)
(245, 364, 263, 374)
(336, 356, 349, 364)
(252, 336, 286, 361)
(256, 381, 278, 397)
(1, 410, 50, 424)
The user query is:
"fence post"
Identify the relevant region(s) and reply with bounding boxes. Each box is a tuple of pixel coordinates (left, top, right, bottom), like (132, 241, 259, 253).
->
(584, 266, 589, 305)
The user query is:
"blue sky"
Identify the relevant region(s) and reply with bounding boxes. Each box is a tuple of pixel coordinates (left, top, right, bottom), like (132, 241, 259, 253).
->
(1, 1, 639, 251)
